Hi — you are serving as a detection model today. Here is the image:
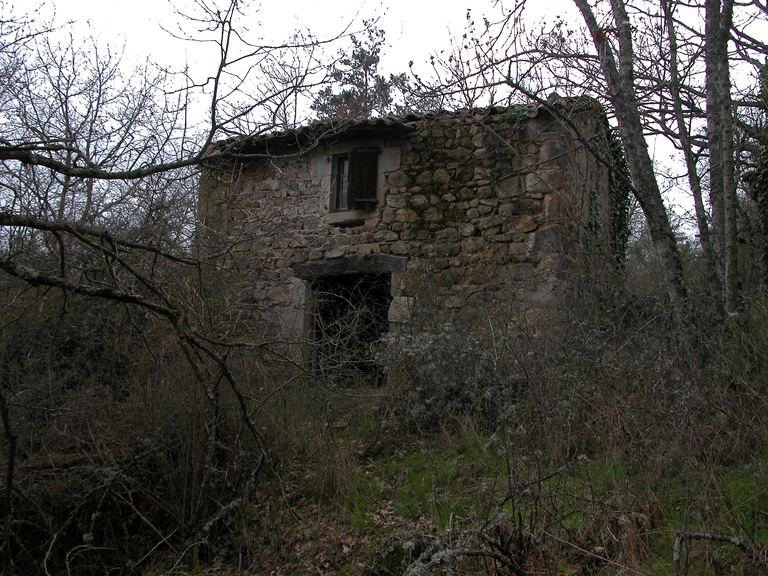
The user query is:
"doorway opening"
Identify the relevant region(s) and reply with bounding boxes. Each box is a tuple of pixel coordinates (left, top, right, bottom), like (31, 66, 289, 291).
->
(311, 273, 391, 387)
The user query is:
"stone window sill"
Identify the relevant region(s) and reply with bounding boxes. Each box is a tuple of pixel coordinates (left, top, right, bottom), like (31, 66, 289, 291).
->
(325, 210, 376, 227)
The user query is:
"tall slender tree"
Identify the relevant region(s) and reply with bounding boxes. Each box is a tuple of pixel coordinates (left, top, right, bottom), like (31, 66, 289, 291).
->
(572, 0, 690, 319)
(706, 0, 739, 312)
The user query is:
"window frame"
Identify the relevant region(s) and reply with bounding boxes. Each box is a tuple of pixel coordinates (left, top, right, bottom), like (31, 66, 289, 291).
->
(331, 147, 380, 212)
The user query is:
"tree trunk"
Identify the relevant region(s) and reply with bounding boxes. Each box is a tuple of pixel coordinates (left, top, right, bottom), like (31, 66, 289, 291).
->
(706, 0, 738, 313)
(663, 0, 724, 318)
(0, 383, 16, 576)
(573, 0, 690, 320)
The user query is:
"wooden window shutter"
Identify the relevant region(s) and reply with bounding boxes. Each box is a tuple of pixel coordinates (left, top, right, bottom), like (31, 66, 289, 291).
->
(348, 148, 379, 210)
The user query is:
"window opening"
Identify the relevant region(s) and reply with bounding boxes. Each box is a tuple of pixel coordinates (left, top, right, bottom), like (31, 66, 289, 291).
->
(311, 273, 391, 387)
(333, 148, 379, 211)
(336, 155, 350, 210)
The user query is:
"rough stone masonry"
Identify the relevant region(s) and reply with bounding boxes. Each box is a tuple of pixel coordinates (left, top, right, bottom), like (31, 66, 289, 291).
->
(198, 99, 620, 357)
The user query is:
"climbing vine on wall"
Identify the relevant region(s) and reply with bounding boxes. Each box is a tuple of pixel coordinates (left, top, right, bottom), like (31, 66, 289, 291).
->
(750, 63, 768, 288)
(607, 129, 632, 274)
(586, 185, 602, 246)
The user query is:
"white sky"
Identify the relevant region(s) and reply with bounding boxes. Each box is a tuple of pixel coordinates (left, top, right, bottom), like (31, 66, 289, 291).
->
(47, 0, 574, 80)
(49, 0, 464, 75)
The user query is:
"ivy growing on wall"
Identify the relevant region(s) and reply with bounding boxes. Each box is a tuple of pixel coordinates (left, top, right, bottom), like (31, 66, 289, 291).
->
(586, 121, 631, 274)
(607, 129, 632, 274)
(753, 63, 768, 288)
(586, 185, 602, 246)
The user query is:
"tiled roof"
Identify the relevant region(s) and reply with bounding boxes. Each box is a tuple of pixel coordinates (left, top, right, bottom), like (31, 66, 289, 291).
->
(213, 97, 601, 156)
(254, 105, 537, 142)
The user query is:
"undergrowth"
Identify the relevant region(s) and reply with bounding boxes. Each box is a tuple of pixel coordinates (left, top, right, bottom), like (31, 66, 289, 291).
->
(168, 292, 768, 576)
(4, 287, 768, 575)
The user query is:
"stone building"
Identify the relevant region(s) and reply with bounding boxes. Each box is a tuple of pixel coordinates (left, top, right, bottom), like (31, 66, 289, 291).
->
(198, 99, 621, 376)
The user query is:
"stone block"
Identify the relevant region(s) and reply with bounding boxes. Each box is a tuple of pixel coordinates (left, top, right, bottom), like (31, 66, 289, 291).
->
(533, 225, 562, 252)
(446, 146, 471, 160)
(525, 170, 563, 193)
(485, 234, 513, 243)
(498, 203, 516, 216)
(433, 167, 451, 183)
(462, 237, 485, 253)
(422, 207, 442, 222)
(539, 140, 564, 164)
(477, 215, 503, 230)
(324, 246, 346, 259)
(379, 147, 402, 172)
(524, 281, 558, 306)
(391, 242, 410, 255)
(395, 209, 419, 223)
(373, 230, 399, 242)
(504, 263, 535, 282)
(382, 207, 396, 224)
(519, 199, 542, 215)
(272, 236, 289, 249)
(494, 176, 521, 199)
(292, 250, 308, 263)
(388, 296, 414, 323)
(474, 166, 490, 180)
(416, 171, 433, 184)
(543, 193, 562, 219)
(466, 272, 485, 285)
(387, 195, 409, 208)
(444, 267, 463, 285)
(509, 242, 527, 255)
(511, 215, 537, 233)
(387, 171, 410, 187)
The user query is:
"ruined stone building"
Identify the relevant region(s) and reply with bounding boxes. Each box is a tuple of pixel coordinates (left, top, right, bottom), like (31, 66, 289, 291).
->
(198, 99, 622, 378)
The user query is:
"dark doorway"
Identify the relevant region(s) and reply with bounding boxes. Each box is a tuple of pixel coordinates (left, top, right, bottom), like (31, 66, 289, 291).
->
(311, 273, 391, 387)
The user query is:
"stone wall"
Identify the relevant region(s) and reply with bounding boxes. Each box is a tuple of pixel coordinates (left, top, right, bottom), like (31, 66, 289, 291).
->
(198, 103, 616, 344)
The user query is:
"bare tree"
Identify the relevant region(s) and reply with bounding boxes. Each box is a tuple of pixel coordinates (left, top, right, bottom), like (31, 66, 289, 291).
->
(705, 0, 739, 312)
(572, 0, 690, 320)
(0, 1, 354, 572)
(661, 0, 724, 316)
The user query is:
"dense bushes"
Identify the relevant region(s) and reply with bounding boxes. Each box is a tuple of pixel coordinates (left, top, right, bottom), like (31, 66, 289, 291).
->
(363, 262, 768, 574)
(0, 286, 271, 575)
(4, 240, 768, 575)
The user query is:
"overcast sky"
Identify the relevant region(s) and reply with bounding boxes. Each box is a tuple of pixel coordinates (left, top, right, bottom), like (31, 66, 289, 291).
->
(49, 0, 467, 74)
(47, 0, 575, 79)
